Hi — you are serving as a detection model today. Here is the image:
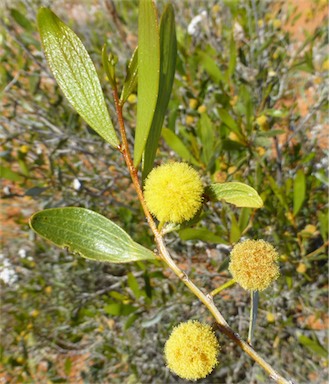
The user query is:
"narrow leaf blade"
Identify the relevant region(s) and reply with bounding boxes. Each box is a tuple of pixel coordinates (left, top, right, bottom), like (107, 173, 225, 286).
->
(197, 51, 224, 83)
(162, 128, 198, 166)
(218, 108, 240, 134)
(206, 182, 263, 208)
(197, 113, 215, 166)
(29, 207, 155, 263)
(142, 3, 177, 179)
(179, 228, 226, 244)
(298, 334, 328, 358)
(37, 8, 119, 147)
(134, 0, 160, 167)
(120, 47, 138, 104)
(293, 169, 306, 215)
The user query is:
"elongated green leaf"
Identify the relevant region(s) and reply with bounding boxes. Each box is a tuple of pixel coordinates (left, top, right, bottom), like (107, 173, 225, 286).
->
(267, 174, 288, 208)
(179, 228, 226, 244)
(134, 0, 160, 167)
(11, 9, 34, 32)
(102, 43, 116, 88)
(230, 213, 241, 243)
(0, 165, 24, 182)
(218, 108, 240, 134)
(143, 4, 177, 179)
(298, 334, 328, 358)
(197, 113, 215, 166)
(37, 8, 119, 147)
(228, 33, 236, 78)
(206, 182, 263, 208)
(238, 207, 251, 232)
(29, 207, 155, 263)
(293, 169, 306, 215)
(162, 128, 198, 165)
(197, 51, 224, 83)
(120, 47, 138, 104)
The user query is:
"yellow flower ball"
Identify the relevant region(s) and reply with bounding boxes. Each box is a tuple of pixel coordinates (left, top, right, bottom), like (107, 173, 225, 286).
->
(256, 115, 268, 127)
(164, 320, 219, 381)
(229, 240, 280, 291)
(144, 162, 203, 223)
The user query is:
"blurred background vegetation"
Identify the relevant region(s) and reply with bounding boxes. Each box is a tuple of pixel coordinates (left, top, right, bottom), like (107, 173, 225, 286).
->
(1, 0, 328, 383)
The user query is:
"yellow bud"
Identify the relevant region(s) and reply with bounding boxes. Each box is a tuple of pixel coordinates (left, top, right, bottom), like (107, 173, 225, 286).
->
(296, 263, 307, 274)
(227, 166, 237, 175)
(30, 310, 39, 318)
(127, 94, 137, 104)
(45, 286, 52, 294)
(19, 145, 29, 154)
(229, 240, 280, 291)
(256, 147, 266, 156)
(258, 20, 264, 28)
(266, 312, 276, 323)
(305, 224, 316, 233)
(314, 76, 322, 85)
(272, 51, 279, 60)
(256, 115, 267, 127)
(164, 320, 219, 380)
(272, 19, 282, 29)
(322, 59, 329, 71)
(268, 70, 277, 77)
(264, 13, 271, 22)
(189, 98, 198, 110)
(280, 254, 289, 262)
(197, 105, 207, 114)
(144, 162, 204, 224)
(212, 4, 221, 13)
(285, 211, 294, 223)
(214, 172, 226, 183)
(186, 115, 195, 125)
(230, 95, 238, 106)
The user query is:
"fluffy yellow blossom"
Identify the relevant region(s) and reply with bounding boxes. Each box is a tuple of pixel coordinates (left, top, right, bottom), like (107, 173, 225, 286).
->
(229, 240, 280, 291)
(164, 320, 219, 381)
(144, 162, 203, 223)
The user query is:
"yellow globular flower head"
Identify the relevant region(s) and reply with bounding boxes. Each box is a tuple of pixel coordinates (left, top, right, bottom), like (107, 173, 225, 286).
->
(228, 240, 280, 291)
(164, 320, 219, 381)
(144, 162, 204, 223)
